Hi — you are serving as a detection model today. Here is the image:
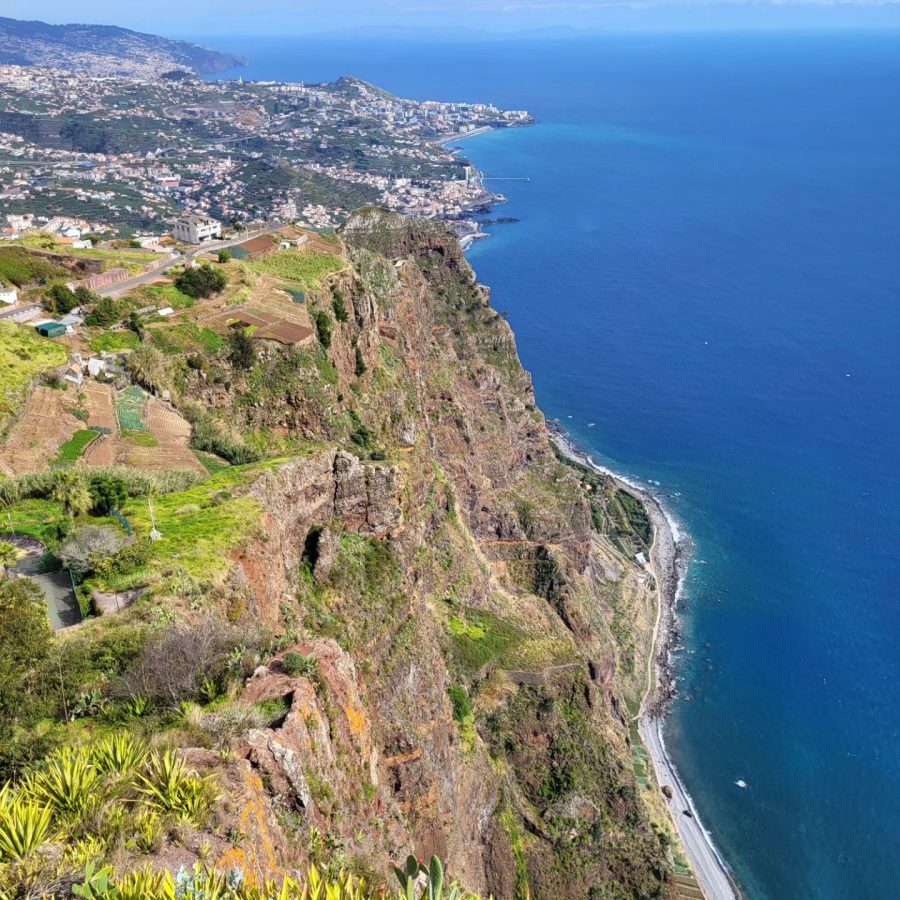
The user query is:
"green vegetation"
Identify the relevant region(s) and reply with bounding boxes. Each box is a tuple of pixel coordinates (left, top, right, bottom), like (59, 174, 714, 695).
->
(122, 430, 158, 447)
(0, 246, 67, 286)
(88, 330, 141, 352)
(135, 282, 196, 310)
(313, 309, 333, 349)
(116, 385, 147, 432)
(52, 429, 100, 465)
(84, 297, 123, 328)
(120, 463, 270, 581)
(282, 651, 317, 677)
(247, 249, 344, 288)
(174, 264, 227, 299)
(0, 321, 68, 428)
(448, 683, 475, 752)
(446, 609, 526, 675)
(45, 282, 79, 314)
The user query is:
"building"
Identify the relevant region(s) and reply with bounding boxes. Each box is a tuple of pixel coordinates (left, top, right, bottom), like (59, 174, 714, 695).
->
(172, 214, 222, 244)
(35, 322, 67, 339)
(0, 284, 16, 305)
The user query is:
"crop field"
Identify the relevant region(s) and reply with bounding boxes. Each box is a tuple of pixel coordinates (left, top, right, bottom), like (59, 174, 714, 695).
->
(247, 249, 344, 288)
(52, 428, 100, 465)
(0, 322, 68, 431)
(80, 381, 117, 432)
(0, 385, 82, 474)
(116, 385, 148, 432)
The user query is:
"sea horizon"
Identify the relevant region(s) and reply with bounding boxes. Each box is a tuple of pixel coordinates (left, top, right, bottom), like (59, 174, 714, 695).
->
(207, 32, 900, 898)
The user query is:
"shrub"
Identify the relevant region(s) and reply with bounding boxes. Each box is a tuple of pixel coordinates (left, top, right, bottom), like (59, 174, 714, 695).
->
(58, 525, 126, 578)
(175, 264, 227, 299)
(84, 298, 121, 328)
(448, 684, 472, 724)
(282, 651, 317, 677)
(227, 326, 255, 370)
(90, 733, 148, 776)
(314, 310, 332, 349)
(355, 346, 367, 377)
(120, 618, 261, 709)
(332, 292, 349, 323)
(88, 474, 128, 515)
(217, 248, 232, 264)
(0, 579, 52, 744)
(46, 282, 79, 315)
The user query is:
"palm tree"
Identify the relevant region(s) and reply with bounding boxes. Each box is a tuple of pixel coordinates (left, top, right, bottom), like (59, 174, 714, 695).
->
(51, 470, 91, 518)
(0, 540, 18, 576)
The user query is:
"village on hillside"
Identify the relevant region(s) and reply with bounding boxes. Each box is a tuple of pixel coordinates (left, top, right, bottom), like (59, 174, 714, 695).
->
(0, 214, 348, 630)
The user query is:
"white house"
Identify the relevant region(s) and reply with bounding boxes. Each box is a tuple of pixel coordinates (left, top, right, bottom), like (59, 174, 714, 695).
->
(87, 357, 107, 378)
(172, 215, 222, 244)
(0, 284, 17, 305)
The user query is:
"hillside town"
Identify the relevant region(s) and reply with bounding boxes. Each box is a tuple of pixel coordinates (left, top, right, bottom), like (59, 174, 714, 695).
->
(0, 64, 532, 239)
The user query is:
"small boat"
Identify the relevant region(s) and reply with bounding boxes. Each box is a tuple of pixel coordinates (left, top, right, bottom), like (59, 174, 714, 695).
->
(735, 779, 748, 789)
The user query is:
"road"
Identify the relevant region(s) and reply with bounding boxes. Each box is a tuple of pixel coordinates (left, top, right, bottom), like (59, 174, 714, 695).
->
(97, 223, 284, 298)
(640, 716, 739, 900)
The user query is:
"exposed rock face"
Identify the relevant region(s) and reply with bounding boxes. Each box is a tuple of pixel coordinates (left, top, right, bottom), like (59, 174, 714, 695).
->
(179, 210, 672, 898)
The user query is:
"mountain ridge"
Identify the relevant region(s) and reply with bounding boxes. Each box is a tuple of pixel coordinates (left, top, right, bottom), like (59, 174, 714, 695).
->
(0, 15, 244, 77)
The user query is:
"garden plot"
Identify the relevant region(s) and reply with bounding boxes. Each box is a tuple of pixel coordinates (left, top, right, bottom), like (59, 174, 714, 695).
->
(80, 381, 117, 432)
(0, 386, 82, 475)
(83, 392, 205, 474)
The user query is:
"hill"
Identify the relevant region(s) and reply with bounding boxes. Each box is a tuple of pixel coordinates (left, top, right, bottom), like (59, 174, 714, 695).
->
(0, 16, 244, 77)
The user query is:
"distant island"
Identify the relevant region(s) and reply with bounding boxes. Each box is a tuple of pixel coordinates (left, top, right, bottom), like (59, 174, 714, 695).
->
(0, 16, 244, 77)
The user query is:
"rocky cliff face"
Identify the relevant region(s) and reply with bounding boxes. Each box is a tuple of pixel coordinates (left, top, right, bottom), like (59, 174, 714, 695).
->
(176, 210, 673, 898)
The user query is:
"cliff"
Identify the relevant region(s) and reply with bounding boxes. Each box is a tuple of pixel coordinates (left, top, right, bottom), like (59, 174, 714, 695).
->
(182, 210, 673, 897)
(0, 211, 676, 898)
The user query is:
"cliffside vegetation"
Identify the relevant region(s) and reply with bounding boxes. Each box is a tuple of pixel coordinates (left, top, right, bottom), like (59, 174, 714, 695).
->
(0, 211, 677, 898)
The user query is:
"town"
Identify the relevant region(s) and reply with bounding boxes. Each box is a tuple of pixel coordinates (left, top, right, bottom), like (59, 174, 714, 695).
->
(0, 64, 532, 238)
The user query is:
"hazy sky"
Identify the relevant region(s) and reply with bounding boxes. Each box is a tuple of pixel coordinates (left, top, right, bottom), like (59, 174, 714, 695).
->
(3, 0, 900, 38)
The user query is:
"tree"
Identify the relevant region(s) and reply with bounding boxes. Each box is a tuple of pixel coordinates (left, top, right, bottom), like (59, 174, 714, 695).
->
(0, 541, 18, 575)
(51, 469, 92, 518)
(175, 264, 227, 299)
(57, 525, 125, 579)
(0, 579, 52, 742)
(84, 297, 120, 328)
(46, 283, 78, 315)
(88, 474, 128, 516)
(227, 326, 255, 370)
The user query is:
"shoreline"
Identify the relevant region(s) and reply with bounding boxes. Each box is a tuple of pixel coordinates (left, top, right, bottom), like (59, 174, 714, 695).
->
(550, 428, 739, 900)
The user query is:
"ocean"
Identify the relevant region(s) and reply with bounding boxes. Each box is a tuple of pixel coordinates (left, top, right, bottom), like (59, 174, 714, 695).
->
(209, 33, 900, 898)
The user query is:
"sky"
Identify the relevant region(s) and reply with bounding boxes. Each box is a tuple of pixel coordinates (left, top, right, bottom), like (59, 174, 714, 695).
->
(2, 0, 900, 38)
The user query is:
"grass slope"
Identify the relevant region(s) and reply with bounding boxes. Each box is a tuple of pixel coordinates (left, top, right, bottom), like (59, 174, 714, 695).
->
(0, 321, 68, 429)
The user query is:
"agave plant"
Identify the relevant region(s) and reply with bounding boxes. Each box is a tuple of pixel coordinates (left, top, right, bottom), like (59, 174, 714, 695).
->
(0, 796, 55, 862)
(90, 733, 148, 776)
(114, 866, 167, 899)
(26, 747, 101, 818)
(137, 750, 215, 828)
(64, 835, 107, 869)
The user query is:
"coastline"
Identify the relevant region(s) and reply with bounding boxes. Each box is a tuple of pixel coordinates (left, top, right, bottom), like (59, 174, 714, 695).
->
(550, 428, 739, 900)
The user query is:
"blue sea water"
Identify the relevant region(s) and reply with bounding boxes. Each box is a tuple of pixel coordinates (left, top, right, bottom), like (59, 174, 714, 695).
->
(211, 33, 900, 898)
